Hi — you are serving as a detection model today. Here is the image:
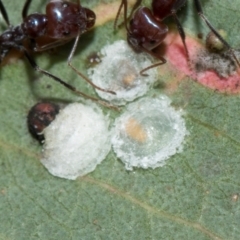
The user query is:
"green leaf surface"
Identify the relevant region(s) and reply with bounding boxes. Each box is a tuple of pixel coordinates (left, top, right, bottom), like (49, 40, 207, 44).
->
(1, 0, 240, 239)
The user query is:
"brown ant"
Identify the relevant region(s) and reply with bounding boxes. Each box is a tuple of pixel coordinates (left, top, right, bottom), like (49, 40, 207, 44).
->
(115, 0, 240, 76)
(0, 0, 116, 108)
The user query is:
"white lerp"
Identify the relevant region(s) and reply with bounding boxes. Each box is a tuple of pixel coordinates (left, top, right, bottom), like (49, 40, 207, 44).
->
(41, 103, 111, 180)
(111, 96, 188, 170)
(88, 40, 158, 105)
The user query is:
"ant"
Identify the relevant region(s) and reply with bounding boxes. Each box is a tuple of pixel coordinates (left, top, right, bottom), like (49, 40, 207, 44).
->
(0, 0, 116, 108)
(115, 0, 240, 76)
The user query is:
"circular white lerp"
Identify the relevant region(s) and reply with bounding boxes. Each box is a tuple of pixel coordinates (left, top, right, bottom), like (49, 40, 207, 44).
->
(41, 103, 111, 180)
(111, 96, 188, 170)
(88, 40, 158, 105)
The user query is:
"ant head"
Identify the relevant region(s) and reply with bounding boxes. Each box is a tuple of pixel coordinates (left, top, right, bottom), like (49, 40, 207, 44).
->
(128, 7, 168, 51)
(45, 1, 96, 39)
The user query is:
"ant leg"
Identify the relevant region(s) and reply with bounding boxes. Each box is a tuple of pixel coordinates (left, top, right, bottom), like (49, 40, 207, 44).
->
(67, 34, 116, 95)
(114, 0, 142, 30)
(114, 0, 125, 30)
(22, 0, 32, 19)
(139, 46, 167, 76)
(122, 0, 129, 31)
(22, 48, 118, 110)
(171, 12, 189, 60)
(0, 0, 10, 26)
(194, 0, 240, 67)
(129, 0, 142, 20)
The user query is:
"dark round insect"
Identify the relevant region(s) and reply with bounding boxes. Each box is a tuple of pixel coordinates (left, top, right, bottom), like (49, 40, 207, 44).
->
(114, 0, 240, 75)
(206, 30, 227, 53)
(0, 0, 115, 108)
(27, 102, 60, 144)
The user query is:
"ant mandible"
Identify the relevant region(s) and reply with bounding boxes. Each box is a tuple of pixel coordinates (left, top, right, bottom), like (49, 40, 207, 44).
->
(0, 0, 115, 107)
(115, 0, 240, 76)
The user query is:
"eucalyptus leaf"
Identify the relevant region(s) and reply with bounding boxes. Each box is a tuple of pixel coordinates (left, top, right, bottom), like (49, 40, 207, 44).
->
(1, 0, 240, 239)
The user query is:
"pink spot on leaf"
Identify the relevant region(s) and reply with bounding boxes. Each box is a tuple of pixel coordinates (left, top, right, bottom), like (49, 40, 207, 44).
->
(163, 32, 240, 93)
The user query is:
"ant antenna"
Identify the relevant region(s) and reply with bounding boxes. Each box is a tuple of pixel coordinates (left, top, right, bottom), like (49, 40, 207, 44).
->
(67, 33, 115, 95)
(22, 0, 31, 19)
(114, 0, 124, 30)
(0, 0, 10, 26)
(138, 46, 166, 76)
(114, 0, 142, 30)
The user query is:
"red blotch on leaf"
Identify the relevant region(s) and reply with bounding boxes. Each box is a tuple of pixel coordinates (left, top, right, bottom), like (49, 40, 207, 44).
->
(163, 32, 240, 93)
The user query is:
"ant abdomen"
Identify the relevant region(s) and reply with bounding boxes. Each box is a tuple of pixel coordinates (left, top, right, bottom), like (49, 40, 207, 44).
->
(45, 1, 95, 39)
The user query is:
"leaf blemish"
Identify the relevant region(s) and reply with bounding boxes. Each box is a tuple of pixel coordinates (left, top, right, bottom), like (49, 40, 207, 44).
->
(163, 32, 240, 93)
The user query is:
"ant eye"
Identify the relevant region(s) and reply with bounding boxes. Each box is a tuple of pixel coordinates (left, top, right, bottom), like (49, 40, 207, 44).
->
(63, 31, 70, 36)
(150, 40, 156, 45)
(62, 2, 69, 8)
(129, 19, 134, 26)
